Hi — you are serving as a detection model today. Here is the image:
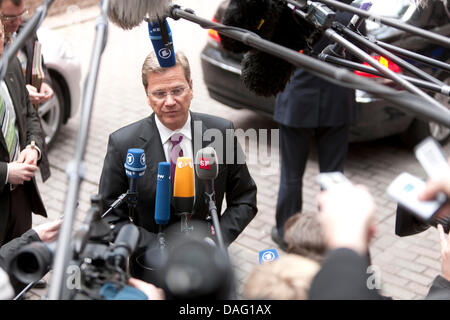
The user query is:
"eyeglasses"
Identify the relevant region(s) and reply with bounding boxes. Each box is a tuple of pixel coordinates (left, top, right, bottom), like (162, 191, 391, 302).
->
(1, 10, 28, 22)
(148, 86, 189, 100)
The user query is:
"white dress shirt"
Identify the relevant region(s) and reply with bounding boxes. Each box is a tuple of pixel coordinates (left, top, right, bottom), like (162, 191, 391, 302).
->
(154, 113, 193, 163)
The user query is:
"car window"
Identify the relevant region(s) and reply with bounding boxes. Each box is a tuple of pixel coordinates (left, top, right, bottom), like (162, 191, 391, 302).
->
(353, 0, 413, 18)
(352, 0, 415, 31)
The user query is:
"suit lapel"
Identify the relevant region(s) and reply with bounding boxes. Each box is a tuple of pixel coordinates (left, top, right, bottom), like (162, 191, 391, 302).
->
(141, 113, 166, 176)
(190, 112, 209, 211)
(1, 68, 23, 157)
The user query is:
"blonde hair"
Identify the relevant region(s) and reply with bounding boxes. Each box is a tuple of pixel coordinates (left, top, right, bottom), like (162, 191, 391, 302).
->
(243, 254, 320, 300)
(141, 50, 191, 91)
(284, 212, 326, 263)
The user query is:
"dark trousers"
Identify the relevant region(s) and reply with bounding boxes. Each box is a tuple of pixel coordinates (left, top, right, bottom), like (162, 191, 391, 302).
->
(275, 124, 350, 236)
(3, 185, 32, 245)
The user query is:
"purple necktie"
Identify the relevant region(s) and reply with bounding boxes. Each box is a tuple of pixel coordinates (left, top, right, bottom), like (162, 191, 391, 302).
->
(170, 133, 184, 184)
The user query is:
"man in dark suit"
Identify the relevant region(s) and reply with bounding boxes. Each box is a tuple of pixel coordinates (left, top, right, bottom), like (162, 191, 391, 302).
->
(99, 51, 257, 264)
(271, 16, 357, 249)
(0, 0, 53, 182)
(0, 21, 47, 246)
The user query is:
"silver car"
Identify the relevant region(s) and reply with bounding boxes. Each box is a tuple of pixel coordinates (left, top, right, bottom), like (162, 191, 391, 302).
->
(36, 27, 81, 147)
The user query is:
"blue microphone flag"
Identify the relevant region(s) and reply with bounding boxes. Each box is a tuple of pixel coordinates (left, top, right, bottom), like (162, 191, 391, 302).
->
(258, 249, 279, 264)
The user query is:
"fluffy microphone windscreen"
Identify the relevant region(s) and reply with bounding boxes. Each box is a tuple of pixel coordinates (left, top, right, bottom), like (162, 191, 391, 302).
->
(220, 0, 284, 53)
(240, 3, 321, 97)
(163, 239, 234, 299)
(108, 0, 171, 30)
(241, 50, 296, 97)
(223, 1, 321, 96)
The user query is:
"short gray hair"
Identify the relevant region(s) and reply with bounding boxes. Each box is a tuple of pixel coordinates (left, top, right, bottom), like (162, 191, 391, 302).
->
(141, 50, 191, 91)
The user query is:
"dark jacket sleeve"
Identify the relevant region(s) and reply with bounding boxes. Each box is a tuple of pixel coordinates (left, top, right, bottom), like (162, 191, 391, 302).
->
(395, 205, 431, 237)
(99, 133, 157, 250)
(425, 275, 450, 300)
(8, 57, 44, 152)
(219, 122, 258, 246)
(0, 229, 40, 271)
(24, 87, 44, 151)
(308, 248, 384, 300)
(99, 133, 129, 223)
(20, 22, 53, 87)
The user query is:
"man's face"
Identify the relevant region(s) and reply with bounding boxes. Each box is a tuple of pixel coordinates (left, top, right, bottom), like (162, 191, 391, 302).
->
(1, 0, 25, 34)
(146, 65, 193, 131)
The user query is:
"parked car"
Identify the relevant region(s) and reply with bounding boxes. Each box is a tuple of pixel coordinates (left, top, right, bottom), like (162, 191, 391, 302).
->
(36, 27, 81, 147)
(201, 0, 450, 146)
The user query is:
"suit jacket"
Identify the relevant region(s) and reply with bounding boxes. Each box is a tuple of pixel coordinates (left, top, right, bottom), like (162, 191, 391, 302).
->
(308, 248, 383, 300)
(17, 22, 51, 182)
(99, 112, 258, 248)
(274, 11, 357, 128)
(0, 57, 47, 245)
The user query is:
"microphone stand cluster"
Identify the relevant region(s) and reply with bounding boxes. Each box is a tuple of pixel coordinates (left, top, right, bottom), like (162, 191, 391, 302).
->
(167, 2, 450, 127)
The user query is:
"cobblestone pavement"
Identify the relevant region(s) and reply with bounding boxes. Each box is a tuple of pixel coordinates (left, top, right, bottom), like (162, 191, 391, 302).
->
(25, 2, 449, 300)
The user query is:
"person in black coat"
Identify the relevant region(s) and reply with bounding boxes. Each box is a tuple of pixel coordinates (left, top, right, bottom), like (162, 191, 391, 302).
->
(0, 0, 53, 182)
(271, 10, 357, 249)
(0, 20, 47, 246)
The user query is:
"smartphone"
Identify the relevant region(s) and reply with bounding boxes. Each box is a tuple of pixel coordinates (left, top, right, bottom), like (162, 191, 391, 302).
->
(316, 172, 352, 190)
(414, 137, 450, 180)
(387, 172, 446, 222)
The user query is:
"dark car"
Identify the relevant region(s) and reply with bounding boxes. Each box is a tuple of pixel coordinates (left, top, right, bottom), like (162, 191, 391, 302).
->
(200, 0, 450, 145)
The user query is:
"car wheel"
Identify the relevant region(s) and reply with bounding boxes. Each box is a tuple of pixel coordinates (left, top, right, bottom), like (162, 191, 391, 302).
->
(38, 79, 64, 148)
(428, 65, 450, 144)
(399, 119, 429, 148)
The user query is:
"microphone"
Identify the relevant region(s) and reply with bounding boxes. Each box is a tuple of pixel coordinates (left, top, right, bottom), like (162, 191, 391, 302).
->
(194, 147, 227, 253)
(155, 162, 171, 250)
(221, 0, 321, 97)
(162, 239, 235, 299)
(173, 157, 195, 215)
(155, 162, 171, 225)
(194, 147, 219, 194)
(147, 18, 176, 68)
(220, 0, 284, 54)
(195, 147, 219, 237)
(124, 148, 146, 221)
(107, 0, 172, 30)
(107, 224, 140, 271)
(124, 148, 146, 192)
